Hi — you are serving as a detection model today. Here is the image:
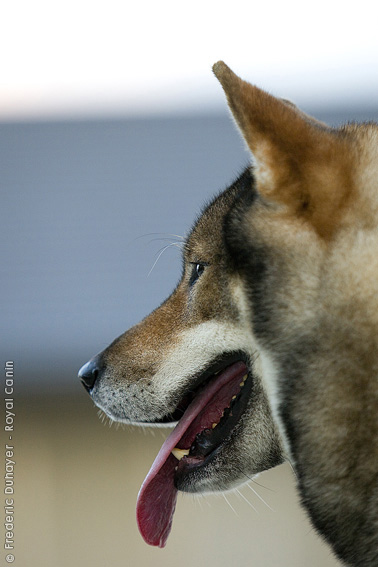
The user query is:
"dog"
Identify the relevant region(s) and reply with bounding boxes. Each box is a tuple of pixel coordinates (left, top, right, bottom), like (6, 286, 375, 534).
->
(79, 62, 378, 565)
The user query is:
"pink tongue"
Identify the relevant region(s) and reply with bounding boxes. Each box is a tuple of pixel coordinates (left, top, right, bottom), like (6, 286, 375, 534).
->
(136, 361, 247, 547)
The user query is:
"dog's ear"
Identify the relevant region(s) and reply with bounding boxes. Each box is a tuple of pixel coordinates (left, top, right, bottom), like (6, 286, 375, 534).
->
(213, 61, 352, 239)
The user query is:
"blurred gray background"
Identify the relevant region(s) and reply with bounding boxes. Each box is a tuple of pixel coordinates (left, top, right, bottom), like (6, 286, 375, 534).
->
(2, 106, 378, 394)
(2, 0, 378, 565)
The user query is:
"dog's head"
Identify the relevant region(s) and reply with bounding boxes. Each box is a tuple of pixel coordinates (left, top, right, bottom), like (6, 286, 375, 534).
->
(79, 171, 283, 546)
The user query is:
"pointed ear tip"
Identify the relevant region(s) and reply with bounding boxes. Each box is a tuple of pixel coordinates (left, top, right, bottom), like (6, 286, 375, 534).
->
(212, 61, 233, 83)
(212, 60, 227, 74)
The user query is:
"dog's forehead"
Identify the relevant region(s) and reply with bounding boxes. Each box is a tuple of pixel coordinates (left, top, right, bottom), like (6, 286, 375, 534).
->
(185, 219, 222, 263)
(184, 168, 253, 262)
(185, 184, 241, 261)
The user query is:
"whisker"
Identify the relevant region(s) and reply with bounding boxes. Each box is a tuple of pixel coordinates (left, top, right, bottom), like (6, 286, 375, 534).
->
(233, 463, 274, 492)
(222, 493, 239, 516)
(147, 236, 185, 244)
(203, 496, 212, 508)
(146, 238, 185, 253)
(147, 232, 185, 241)
(235, 488, 258, 513)
(192, 493, 205, 511)
(249, 477, 275, 493)
(230, 464, 275, 511)
(147, 242, 180, 277)
(287, 460, 297, 479)
(245, 482, 274, 512)
(132, 232, 185, 244)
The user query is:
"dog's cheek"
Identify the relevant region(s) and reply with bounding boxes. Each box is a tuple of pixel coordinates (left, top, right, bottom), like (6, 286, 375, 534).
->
(189, 270, 239, 325)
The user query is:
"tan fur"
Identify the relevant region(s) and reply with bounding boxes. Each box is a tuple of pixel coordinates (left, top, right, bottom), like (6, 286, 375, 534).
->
(213, 61, 378, 566)
(213, 61, 356, 240)
(80, 178, 282, 488)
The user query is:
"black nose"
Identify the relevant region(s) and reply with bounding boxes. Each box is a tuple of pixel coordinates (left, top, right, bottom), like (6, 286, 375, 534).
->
(78, 355, 102, 392)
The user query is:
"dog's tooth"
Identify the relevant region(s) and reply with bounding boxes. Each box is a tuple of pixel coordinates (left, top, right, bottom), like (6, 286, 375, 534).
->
(172, 448, 190, 461)
(212, 422, 218, 429)
(240, 374, 248, 387)
(232, 395, 237, 400)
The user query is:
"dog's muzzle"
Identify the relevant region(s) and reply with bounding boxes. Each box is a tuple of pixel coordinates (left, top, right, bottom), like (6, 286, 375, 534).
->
(78, 354, 102, 392)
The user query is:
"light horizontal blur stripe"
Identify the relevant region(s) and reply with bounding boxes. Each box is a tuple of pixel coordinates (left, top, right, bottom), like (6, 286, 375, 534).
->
(2, 0, 378, 119)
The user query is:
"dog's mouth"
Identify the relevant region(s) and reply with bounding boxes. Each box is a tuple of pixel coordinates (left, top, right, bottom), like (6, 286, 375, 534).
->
(136, 352, 252, 547)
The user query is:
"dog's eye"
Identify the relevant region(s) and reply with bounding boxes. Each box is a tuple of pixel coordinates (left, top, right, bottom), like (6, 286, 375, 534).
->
(189, 262, 206, 286)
